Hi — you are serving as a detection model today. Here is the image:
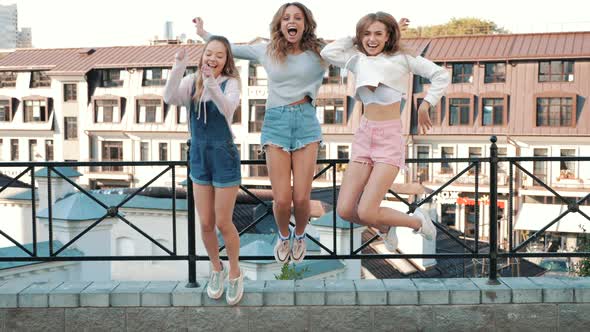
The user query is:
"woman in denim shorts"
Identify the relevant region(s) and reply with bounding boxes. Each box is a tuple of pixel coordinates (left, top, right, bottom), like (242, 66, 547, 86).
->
(196, 2, 325, 264)
(164, 36, 244, 305)
(322, 13, 450, 250)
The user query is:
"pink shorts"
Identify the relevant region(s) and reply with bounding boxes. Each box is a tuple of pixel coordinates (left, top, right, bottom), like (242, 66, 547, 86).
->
(351, 116, 406, 169)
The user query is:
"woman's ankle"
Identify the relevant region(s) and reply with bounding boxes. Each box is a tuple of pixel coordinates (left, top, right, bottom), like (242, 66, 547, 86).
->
(211, 259, 223, 272)
(228, 266, 241, 279)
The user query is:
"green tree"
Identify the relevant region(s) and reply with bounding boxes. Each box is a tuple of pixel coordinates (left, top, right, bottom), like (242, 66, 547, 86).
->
(274, 263, 309, 280)
(404, 18, 509, 38)
(574, 238, 590, 276)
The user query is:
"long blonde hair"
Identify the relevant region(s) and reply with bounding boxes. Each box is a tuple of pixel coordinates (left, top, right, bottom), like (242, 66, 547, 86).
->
(194, 35, 240, 99)
(267, 2, 324, 63)
(354, 12, 406, 56)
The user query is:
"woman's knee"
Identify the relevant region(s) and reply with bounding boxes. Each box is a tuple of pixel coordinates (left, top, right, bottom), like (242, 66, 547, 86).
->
(336, 205, 355, 222)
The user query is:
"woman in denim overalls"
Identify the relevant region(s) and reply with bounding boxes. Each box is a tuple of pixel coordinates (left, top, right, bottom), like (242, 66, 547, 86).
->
(164, 36, 244, 305)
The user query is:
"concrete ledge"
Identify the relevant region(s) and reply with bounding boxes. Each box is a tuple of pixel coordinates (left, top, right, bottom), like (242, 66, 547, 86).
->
(0, 277, 588, 308)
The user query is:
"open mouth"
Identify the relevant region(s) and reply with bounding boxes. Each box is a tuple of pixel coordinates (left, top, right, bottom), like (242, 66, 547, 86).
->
(207, 63, 218, 69)
(287, 26, 298, 37)
(366, 43, 380, 50)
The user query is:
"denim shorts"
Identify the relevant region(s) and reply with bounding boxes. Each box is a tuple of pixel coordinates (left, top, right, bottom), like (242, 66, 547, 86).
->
(261, 102, 322, 152)
(190, 139, 241, 188)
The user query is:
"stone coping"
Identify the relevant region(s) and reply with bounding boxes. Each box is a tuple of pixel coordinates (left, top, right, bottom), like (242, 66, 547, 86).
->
(0, 277, 589, 308)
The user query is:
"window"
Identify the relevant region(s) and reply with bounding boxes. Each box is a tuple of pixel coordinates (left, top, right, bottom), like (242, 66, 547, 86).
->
(0, 139, 2, 160)
(102, 141, 123, 172)
(180, 143, 189, 162)
(94, 99, 120, 123)
(248, 64, 267, 86)
(28, 139, 37, 161)
(323, 65, 345, 84)
(0, 71, 17, 88)
(539, 60, 574, 82)
(452, 63, 473, 83)
(468, 147, 482, 175)
(440, 146, 454, 174)
(30, 71, 51, 88)
(136, 99, 163, 123)
(185, 67, 198, 75)
(249, 144, 267, 177)
(560, 149, 576, 179)
(248, 99, 266, 132)
(441, 204, 456, 227)
(316, 144, 327, 180)
(449, 98, 471, 125)
(484, 63, 506, 83)
(116, 237, 134, 255)
(24, 100, 49, 122)
(417, 97, 439, 126)
(64, 117, 78, 140)
(0, 99, 11, 122)
(63, 83, 77, 102)
(177, 106, 187, 124)
(336, 145, 350, 173)
(11, 139, 18, 161)
(45, 140, 53, 161)
(140, 142, 149, 161)
(99, 69, 123, 87)
(232, 101, 242, 124)
(316, 98, 345, 125)
(416, 146, 430, 182)
(143, 68, 169, 86)
(482, 98, 505, 126)
(536, 97, 574, 127)
(533, 148, 548, 184)
(159, 143, 168, 161)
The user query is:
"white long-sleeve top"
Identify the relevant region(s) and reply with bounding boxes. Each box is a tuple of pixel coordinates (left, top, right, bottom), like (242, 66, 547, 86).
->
(163, 56, 240, 137)
(320, 37, 450, 106)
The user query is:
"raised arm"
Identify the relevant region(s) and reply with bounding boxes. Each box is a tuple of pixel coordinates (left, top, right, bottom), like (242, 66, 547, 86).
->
(163, 49, 195, 106)
(195, 17, 265, 61)
(406, 55, 450, 106)
(203, 76, 240, 123)
(320, 36, 360, 69)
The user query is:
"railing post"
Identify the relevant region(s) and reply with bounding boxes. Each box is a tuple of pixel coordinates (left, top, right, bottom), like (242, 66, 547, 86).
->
(488, 136, 500, 284)
(186, 139, 199, 287)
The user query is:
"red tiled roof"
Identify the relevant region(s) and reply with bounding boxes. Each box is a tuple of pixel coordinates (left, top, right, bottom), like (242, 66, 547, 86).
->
(405, 31, 590, 62)
(0, 44, 204, 74)
(1, 31, 589, 73)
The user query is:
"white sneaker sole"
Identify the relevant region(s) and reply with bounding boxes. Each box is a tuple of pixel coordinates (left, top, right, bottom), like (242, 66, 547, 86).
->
(274, 240, 291, 263)
(207, 285, 224, 300)
(227, 286, 243, 306)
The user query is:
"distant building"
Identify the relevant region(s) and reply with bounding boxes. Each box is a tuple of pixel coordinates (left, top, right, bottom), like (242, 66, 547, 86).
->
(0, 4, 32, 49)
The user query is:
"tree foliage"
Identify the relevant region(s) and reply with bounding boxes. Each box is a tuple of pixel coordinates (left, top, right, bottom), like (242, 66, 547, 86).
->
(404, 18, 509, 38)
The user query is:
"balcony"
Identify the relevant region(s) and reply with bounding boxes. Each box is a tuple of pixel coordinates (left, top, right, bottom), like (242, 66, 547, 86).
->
(1, 138, 589, 330)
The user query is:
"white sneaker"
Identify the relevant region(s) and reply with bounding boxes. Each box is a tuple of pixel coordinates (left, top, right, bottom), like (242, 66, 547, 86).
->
(206, 262, 225, 300)
(291, 233, 307, 263)
(412, 208, 437, 241)
(378, 226, 398, 252)
(226, 269, 244, 306)
(273, 232, 291, 263)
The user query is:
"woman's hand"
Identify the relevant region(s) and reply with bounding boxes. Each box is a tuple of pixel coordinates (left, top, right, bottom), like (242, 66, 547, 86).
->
(417, 101, 433, 134)
(193, 17, 207, 39)
(398, 18, 410, 31)
(174, 48, 187, 62)
(201, 63, 212, 78)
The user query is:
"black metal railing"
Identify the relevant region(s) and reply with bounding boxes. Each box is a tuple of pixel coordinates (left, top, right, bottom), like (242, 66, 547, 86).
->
(1, 136, 589, 287)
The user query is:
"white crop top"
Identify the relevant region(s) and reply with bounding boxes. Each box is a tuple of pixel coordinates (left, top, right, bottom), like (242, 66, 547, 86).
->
(357, 84, 403, 105)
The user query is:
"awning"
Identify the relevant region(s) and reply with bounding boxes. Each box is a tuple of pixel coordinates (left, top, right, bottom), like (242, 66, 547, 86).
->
(515, 203, 590, 233)
(457, 197, 505, 209)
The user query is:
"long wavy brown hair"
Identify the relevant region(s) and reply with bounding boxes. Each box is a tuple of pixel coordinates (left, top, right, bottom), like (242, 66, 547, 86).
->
(194, 35, 240, 99)
(354, 12, 405, 56)
(267, 2, 324, 63)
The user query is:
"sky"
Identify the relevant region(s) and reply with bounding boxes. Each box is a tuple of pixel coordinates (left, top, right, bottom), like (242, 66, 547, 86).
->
(3, 0, 590, 48)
